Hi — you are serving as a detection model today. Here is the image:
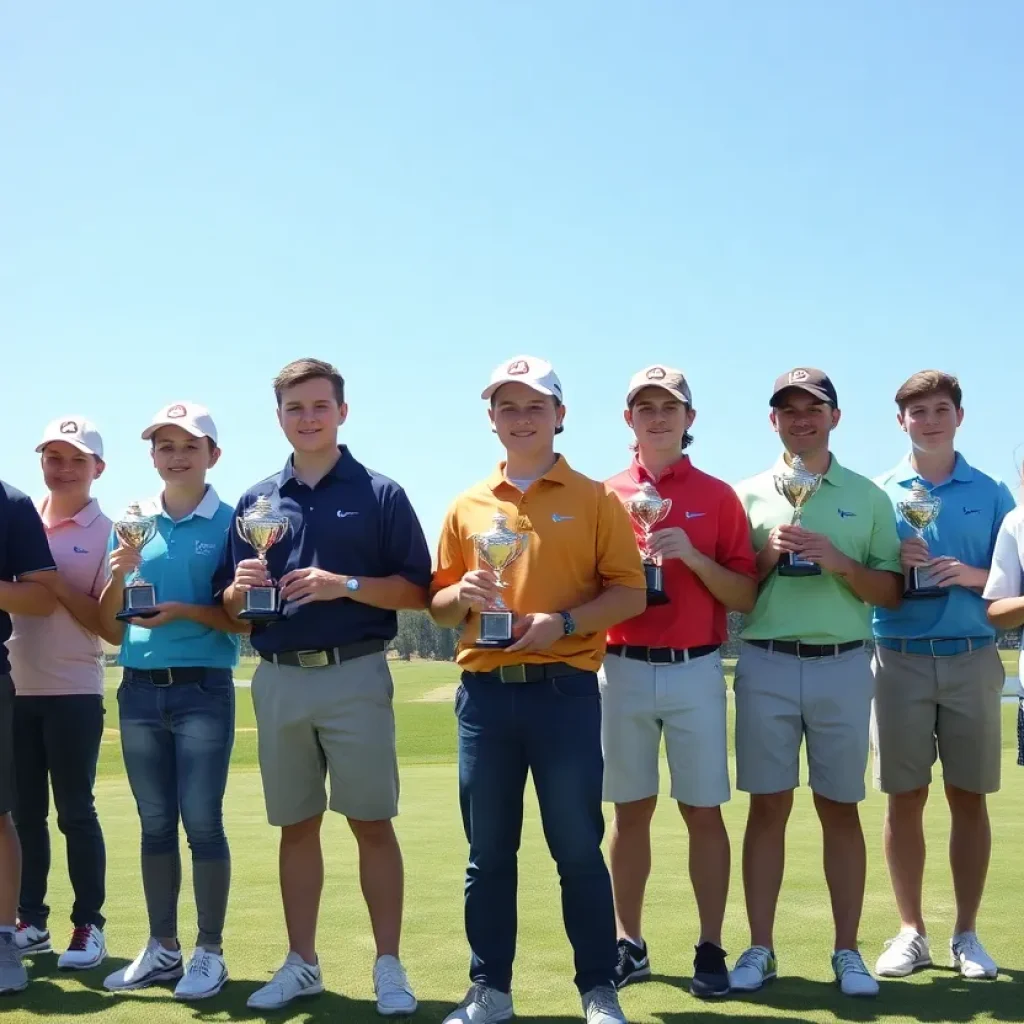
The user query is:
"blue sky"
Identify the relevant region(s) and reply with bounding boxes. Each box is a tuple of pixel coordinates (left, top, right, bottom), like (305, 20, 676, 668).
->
(3, 1, 1022, 543)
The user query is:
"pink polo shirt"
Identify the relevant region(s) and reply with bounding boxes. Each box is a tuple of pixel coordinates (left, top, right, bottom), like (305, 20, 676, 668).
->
(8, 498, 112, 697)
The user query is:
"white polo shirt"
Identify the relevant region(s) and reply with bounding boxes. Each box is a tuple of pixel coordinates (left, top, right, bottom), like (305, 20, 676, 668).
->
(982, 503, 1024, 697)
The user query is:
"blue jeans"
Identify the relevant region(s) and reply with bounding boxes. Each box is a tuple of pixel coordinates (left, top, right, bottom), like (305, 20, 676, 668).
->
(117, 668, 234, 947)
(456, 670, 616, 994)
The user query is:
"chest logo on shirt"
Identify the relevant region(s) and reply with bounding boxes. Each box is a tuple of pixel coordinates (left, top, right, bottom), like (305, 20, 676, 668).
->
(73, 545, 89, 554)
(963, 506, 981, 516)
(838, 508, 857, 518)
(551, 513, 575, 522)
(195, 541, 217, 556)
(684, 511, 706, 519)
(336, 510, 359, 518)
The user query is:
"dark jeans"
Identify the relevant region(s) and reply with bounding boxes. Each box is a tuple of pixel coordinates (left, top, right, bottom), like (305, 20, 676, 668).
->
(118, 668, 234, 948)
(456, 670, 616, 995)
(13, 694, 106, 930)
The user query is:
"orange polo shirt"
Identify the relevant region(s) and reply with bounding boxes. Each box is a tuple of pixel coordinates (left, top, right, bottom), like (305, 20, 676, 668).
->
(605, 455, 757, 649)
(431, 455, 647, 673)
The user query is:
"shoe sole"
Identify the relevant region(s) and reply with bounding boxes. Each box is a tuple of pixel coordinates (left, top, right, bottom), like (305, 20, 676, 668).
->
(729, 971, 777, 993)
(876, 958, 932, 978)
(951, 963, 997, 979)
(175, 971, 229, 1001)
(58, 948, 108, 971)
(615, 966, 652, 989)
(690, 982, 731, 999)
(246, 982, 325, 1011)
(377, 1002, 419, 1017)
(17, 941, 52, 955)
(105, 966, 184, 991)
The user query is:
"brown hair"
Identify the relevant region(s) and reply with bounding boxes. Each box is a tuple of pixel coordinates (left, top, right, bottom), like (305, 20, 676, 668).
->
(273, 358, 345, 406)
(895, 370, 962, 412)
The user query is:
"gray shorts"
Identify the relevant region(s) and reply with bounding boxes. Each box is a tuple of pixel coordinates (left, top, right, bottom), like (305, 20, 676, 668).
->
(598, 650, 730, 807)
(250, 652, 399, 827)
(734, 641, 872, 804)
(0, 674, 12, 816)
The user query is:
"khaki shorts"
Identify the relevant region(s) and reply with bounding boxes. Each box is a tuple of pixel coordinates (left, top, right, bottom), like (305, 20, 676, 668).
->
(734, 641, 872, 804)
(870, 642, 1004, 795)
(598, 650, 730, 807)
(250, 652, 399, 827)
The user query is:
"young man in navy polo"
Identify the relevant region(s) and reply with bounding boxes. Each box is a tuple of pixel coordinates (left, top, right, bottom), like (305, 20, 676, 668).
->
(871, 371, 1015, 981)
(0, 479, 58, 995)
(217, 358, 432, 1016)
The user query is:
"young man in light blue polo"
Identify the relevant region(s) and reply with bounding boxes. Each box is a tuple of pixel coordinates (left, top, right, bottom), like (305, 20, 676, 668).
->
(97, 401, 246, 1002)
(871, 371, 1015, 982)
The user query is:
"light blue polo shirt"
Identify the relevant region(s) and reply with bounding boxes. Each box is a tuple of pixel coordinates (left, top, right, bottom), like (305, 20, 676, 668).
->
(872, 453, 1017, 640)
(111, 486, 239, 669)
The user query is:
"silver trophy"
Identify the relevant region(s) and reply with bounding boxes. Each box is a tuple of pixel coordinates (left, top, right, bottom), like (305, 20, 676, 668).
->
(470, 512, 529, 647)
(897, 481, 944, 599)
(236, 495, 291, 620)
(773, 456, 824, 576)
(622, 482, 673, 605)
(113, 502, 159, 620)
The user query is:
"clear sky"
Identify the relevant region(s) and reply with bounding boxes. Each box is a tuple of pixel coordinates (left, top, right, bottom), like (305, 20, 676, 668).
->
(3, 1, 1022, 543)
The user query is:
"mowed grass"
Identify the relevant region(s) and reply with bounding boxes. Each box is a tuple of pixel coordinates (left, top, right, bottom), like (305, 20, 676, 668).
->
(9, 655, 1024, 1023)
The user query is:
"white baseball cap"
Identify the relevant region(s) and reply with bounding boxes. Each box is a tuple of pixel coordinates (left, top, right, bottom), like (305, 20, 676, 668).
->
(141, 401, 219, 444)
(35, 416, 104, 458)
(481, 355, 563, 402)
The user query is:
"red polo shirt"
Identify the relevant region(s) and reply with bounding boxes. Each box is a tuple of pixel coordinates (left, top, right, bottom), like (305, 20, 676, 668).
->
(605, 455, 756, 649)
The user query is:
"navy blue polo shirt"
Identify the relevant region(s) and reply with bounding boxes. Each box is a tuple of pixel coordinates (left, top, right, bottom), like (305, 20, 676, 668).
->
(214, 446, 432, 654)
(0, 480, 57, 675)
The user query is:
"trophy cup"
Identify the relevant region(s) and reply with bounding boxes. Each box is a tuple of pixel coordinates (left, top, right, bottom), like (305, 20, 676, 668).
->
(622, 482, 672, 606)
(897, 481, 944, 599)
(113, 502, 159, 620)
(470, 512, 529, 647)
(773, 456, 824, 577)
(236, 495, 291, 620)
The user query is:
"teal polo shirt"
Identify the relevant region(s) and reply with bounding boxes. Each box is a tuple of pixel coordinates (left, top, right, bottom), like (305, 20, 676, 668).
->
(872, 453, 1017, 641)
(111, 486, 239, 670)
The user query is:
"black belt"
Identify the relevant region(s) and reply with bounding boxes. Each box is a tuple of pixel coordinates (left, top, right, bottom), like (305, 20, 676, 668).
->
(470, 663, 592, 684)
(606, 643, 719, 664)
(124, 666, 211, 687)
(748, 639, 865, 658)
(260, 638, 388, 669)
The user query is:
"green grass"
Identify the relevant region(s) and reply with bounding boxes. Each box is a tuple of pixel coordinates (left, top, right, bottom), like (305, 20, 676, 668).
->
(9, 657, 1023, 1023)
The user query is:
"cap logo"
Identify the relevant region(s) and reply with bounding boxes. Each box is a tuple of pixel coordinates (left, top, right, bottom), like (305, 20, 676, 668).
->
(507, 360, 529, 376)
(789, 369, 810, 383)
(59, 420, 78, 434)
(167, 404, 186, 418)
(646, 367, 666, 380)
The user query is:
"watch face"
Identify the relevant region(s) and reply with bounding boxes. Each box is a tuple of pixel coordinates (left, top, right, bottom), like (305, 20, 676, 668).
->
(346, 578, 359, 591)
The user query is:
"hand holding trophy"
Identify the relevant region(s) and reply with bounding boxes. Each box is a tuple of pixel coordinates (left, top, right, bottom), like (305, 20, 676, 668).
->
(113, 502, 159, 621)
(773, 456, 824, 577)
(235, 495, 291, 620)
(622, 482, 672, 605)
(469, 512, 529, 648)
(897, 482, 944, 599)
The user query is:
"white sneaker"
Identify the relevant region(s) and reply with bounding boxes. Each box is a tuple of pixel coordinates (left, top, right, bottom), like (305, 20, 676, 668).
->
(14, 923, 51, 954)
(443, 983, 514, 1023)
(729, 946, 777, 991)
(374, 954, 417, 1015)
(174, 948, 228, 1000)
(832, 949, 879, 997)
(103, 938, 183, 991)
(875, 929, 931, 977)
(58, 925, 106, 970)
(950, 932, 997, 979)
(582, 984, 627, 1023)
(246, 951, 324, 1010)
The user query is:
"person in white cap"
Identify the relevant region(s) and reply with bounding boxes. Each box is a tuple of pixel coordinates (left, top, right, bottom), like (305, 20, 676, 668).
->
(429, 355, 647, 1024)
(8, 417, 117, 974)
(98, 400, 247, 1001)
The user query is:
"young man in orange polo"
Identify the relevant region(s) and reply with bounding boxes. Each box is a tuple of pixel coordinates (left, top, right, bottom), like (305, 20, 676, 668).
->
(430, 355, 647, 1024)
(601, 366, 757, 997)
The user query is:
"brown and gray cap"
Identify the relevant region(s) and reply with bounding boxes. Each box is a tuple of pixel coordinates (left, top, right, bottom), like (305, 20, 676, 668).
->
(626, 365, 693, 406)
(770, 367, 838, 407)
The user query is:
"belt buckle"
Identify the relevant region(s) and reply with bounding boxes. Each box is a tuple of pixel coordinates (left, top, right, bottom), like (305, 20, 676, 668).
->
(152, 669, 174, 687)
(498, 664, 527, 684)
(297, 650, 330, 669)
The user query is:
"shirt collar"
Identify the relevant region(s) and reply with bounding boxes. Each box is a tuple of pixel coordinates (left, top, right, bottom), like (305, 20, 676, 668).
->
(487, 453, 572, 492)
(628, 454, 692, 486)
(37, 496, 104, 528)
(893, 451, 973, 486)
(278, 445, 358, 489)
(140, 485, 220, 521)
(771, 452, 845, 488)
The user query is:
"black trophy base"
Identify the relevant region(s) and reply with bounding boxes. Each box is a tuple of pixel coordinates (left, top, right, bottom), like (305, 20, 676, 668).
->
(777, 552, 822, 577)
(238, 587, 285, 622)
(643, 562, 670, 606)
(475, 610, 515, 649)
(903, 566, 947, 601)
(116, 584, 158, 621)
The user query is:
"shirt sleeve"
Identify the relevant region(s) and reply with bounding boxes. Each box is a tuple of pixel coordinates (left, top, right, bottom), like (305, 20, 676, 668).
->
(983, 513, 1023, 600)
(990, 482, 1018, 555)
(6, 493, 56, 579)
(429, 500, 468, 597)
(596, 484, 647, 589)
(381, 486, 432, 588)
(715, 485, 758, 577)
(866, 483, 903, 574)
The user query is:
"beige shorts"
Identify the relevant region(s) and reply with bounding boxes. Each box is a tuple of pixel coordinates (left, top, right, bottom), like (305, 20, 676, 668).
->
(734, 641, 872, 804)
(871, 642, 1004, 795)
(598, 650, 730, 808)
(250, 652, 399, 826)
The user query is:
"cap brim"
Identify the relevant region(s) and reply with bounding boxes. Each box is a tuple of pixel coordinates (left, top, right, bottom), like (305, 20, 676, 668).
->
(35, 437, 100, 456)
(770, 384, 833, 406)
(626, 383, 691, 406)
(482, 378, 558, 400)
(141, 420, 208, 440)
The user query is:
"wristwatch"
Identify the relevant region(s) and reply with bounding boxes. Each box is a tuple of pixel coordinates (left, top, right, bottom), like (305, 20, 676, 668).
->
(559, 610, 576, 636)
(345, 577, 361, 593)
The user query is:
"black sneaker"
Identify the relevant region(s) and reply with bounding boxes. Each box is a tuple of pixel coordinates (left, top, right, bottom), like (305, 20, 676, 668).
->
(613, 938, 651, 989)
(690, 941, 729, 998)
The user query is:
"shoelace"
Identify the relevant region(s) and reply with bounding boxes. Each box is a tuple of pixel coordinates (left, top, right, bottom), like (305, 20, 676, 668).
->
(188, 952, 213, 978)
(0, 935, 19, 962)
(375, 961, 411, 994)
(270, 960, 318, 992)
(67, 926, 93, 952)
(882, 933, 921, 956)
(15, 922, 31, 934)
(735, 947, 772, 973)
(954, 934, 985, 961)
(834, 949, 870, 976)
(586, 987, 621, 1015)
(461, 983, 498, 1009)
(694, 943, 726, 974)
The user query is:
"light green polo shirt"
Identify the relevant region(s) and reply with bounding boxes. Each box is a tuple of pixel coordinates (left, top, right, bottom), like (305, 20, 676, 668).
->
(735, 453, 902, 644)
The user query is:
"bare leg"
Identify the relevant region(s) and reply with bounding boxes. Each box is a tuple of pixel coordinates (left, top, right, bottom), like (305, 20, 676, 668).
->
(279, 815, 323, 964)
(608, 798, 657, 940)
(0, 814, 20, 927)
(814, 793, 866, 950)
(882, 788, 928, 934)
(679, 803, 729, 948)
(743, 791, 793, 949)
(348, 818, 404, 958)
(946, 784, 990, 935)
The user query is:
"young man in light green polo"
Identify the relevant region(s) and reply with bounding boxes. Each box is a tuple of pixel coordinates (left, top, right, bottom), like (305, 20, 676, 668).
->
(729, 368, 903, 998)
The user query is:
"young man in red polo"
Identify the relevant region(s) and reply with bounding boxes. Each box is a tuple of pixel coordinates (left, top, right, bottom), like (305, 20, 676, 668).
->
(601, 366, 757, 997)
